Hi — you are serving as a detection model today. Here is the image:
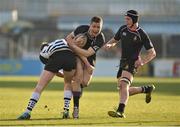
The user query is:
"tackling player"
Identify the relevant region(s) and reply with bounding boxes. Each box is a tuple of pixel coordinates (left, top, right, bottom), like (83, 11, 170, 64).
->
(17, 34, 88, 120)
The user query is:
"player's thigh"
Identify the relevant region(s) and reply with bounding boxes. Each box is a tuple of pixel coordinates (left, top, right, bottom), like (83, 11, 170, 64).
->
(35, 70, 55, 92)
(63, 70, 76, 83)
(73, 57, 84, 82)
(38, 70, 55, 85)
(63, 69, 76, 90)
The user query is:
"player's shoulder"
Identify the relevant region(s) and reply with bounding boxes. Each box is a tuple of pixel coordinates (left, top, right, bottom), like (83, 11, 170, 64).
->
(137, 26, 148, 36)
(97, 32, 105, 42)
(98, 32, 105, 38)
(76, 25, 89, 31)
(120, 25, 127, 30)
(74, 25, 89, 35)
(118, 25, 127, 32)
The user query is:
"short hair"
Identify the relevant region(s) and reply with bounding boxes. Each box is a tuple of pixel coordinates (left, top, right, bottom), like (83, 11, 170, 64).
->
(90, 16, 103, 24)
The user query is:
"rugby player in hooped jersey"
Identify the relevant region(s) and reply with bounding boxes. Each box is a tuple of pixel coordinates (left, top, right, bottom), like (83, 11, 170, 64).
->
(17, 34, 88, 120)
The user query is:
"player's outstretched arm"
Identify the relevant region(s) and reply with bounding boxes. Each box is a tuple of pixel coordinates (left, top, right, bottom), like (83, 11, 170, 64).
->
(103, 38, 119, 49)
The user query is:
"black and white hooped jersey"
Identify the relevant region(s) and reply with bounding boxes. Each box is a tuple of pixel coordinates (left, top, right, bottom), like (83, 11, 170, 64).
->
(40, 39, 71, 59)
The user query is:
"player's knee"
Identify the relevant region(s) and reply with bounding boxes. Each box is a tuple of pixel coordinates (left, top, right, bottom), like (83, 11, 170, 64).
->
(64, 75, 73, 83)
(118, 77, 131, 89)
(64, 78, 72, 84)
(120, 77, 131, 85)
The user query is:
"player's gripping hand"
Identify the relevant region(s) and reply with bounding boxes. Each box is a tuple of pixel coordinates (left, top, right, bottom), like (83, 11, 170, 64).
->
(67, 39, 75, 47)
(103, 44, 113, 50)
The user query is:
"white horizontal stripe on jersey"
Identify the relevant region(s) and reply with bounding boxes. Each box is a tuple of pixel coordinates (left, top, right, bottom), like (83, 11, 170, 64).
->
(40, 39, 71, 59)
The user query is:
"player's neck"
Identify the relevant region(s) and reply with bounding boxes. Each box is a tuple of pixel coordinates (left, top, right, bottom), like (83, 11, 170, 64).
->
(128, 23, 138, 31)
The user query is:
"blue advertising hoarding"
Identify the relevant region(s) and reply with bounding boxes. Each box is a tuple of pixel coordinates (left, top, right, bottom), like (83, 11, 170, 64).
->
(0, 59, 42, 75)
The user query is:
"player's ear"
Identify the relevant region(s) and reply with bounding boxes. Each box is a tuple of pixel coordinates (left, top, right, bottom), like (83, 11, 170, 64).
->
(40, 42, 48, 51)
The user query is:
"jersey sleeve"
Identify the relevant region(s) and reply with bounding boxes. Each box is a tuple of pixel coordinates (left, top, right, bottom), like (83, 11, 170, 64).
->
(91, 33, 105, 52)
(114, 25, 125, 41)
(141, 30, 154, 50)
(73, 25, 89, 36)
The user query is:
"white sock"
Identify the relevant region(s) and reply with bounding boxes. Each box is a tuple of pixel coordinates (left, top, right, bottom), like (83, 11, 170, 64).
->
(25, 92, 40, 113)
(64, 90, 72, 111)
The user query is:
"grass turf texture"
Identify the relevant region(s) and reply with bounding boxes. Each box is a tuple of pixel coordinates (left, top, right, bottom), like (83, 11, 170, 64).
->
(0, 76, 180, 126)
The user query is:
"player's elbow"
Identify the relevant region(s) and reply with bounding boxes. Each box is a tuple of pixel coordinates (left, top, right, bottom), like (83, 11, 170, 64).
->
(150, 48, 156, 59)
(152, 49, 156, 58)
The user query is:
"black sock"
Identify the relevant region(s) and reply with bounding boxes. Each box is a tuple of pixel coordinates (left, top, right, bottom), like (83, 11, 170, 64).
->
(73, 91, 81, 108)
(80, 84, 84, 89)
(80, 84, 84, 97)
(141, 86, 150, 93)
(117, 103, 125, 113)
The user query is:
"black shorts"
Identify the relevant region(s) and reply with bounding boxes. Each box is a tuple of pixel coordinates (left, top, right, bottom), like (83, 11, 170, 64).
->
(42, 50, 76, 73)
(116, 58, 137, 78)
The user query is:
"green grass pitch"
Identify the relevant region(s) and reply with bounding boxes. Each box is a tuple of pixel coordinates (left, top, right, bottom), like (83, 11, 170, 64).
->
(0, 76, 180, 126)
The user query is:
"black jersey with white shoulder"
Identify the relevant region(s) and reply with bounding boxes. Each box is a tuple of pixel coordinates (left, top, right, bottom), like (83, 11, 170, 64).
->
(40, 39, 71, 59)
(73, 25, 105, 62)
(114, 25, 154, 60)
